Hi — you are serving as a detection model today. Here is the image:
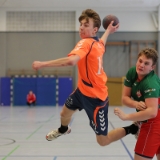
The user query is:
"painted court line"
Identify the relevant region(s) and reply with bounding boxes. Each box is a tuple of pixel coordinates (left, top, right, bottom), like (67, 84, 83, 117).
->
(26, 125, 43, 140)
(2, 145, 20, 160)
(26, 114, 55, 140)
(109, 121, 134, 160)
(45, 114, 55, 122)
(2, 114, 55, 159)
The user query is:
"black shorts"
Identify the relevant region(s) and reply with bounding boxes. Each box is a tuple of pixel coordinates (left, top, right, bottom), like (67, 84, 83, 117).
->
(65, 88, 109, 135)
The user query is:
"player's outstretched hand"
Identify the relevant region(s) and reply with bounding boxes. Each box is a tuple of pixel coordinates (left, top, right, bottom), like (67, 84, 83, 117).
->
(114, 107, 127, 121)
(32, 61, 43, 70)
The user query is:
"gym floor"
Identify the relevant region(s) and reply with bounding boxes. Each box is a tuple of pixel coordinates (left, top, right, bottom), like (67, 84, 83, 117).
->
(0, 106, 157, 160)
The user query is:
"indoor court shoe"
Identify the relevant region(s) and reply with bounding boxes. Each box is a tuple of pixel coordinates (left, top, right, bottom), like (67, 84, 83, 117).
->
(46, 126, 71, 141)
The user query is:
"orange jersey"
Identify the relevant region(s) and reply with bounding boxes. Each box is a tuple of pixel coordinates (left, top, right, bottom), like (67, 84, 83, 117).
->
(68, 37, 108, 101)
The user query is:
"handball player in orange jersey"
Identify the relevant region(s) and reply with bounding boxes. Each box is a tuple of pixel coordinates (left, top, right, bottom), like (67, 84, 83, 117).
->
(32, 9, 137, 146)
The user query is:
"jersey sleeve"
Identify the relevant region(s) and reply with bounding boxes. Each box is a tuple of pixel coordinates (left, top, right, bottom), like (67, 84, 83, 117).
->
(68, 39, 92, 59)
(124, 67, 137, 87)
(143, 80, 159, 98)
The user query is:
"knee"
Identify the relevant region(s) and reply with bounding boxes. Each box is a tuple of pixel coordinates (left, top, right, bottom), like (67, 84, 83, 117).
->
(96, 136, 110, 146)
(60, 108, 72, 118)
(97, 141, 106, 147)
(60, 110, 66, 118)
(97, 139, 109, 146)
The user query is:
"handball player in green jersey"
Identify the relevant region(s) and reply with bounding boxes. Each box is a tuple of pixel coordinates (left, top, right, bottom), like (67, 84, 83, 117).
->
(114, 48, 160, 160)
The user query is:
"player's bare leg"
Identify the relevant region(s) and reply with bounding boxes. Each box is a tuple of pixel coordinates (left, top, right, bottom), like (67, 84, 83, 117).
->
(46, 105, 76, 141)
(60, 105, 77, 126)
(156, 153, 160, 160)
(96, 123, 138, 146)
(96, 128, 126, 146)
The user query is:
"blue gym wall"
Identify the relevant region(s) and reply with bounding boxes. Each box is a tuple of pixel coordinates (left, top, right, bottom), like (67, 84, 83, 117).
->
(0, 77, 73, 106)
(0, 77, 11, 106)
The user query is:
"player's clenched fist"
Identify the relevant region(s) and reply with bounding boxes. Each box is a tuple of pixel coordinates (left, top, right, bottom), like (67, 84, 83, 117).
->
(32, 61, 43, 70)
(114, 108, 128, 121)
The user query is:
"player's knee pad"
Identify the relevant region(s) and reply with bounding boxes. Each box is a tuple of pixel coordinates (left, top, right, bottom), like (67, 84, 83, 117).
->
(130, 124, 139, 134)
(123, 123, 139, 135)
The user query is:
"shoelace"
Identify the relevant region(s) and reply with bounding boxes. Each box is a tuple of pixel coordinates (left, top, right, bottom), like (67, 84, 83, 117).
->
(51, 130, 61, 138)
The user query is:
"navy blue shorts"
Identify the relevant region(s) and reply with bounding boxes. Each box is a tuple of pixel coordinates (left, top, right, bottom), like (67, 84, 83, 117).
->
(65, 88, 109, 135)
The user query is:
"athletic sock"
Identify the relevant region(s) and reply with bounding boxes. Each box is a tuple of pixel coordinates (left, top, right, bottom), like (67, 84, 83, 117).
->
(123, 123, 139, 135)
(58, 125, 68, 134)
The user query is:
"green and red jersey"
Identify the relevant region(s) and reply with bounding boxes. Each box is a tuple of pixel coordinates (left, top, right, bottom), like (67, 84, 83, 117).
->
(124, 66, 160, 102)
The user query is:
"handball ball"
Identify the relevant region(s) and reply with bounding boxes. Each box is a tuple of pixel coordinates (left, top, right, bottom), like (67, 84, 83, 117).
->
(102, 15, 119, 29)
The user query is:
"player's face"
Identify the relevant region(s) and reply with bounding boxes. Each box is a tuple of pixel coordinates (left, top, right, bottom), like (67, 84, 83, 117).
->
(136, 54, 154, 79)
(79, 18, 98, 39)
(29, 91, 33, 94)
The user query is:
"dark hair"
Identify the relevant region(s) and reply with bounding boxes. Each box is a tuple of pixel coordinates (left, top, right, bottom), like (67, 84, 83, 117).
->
(138, 48, 158, 66)
(78, 9, 101, 29)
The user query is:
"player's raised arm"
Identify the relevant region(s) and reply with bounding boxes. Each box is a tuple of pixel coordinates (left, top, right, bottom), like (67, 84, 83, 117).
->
(101, 21, 119, 45)
(100, 15, 119, 45)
